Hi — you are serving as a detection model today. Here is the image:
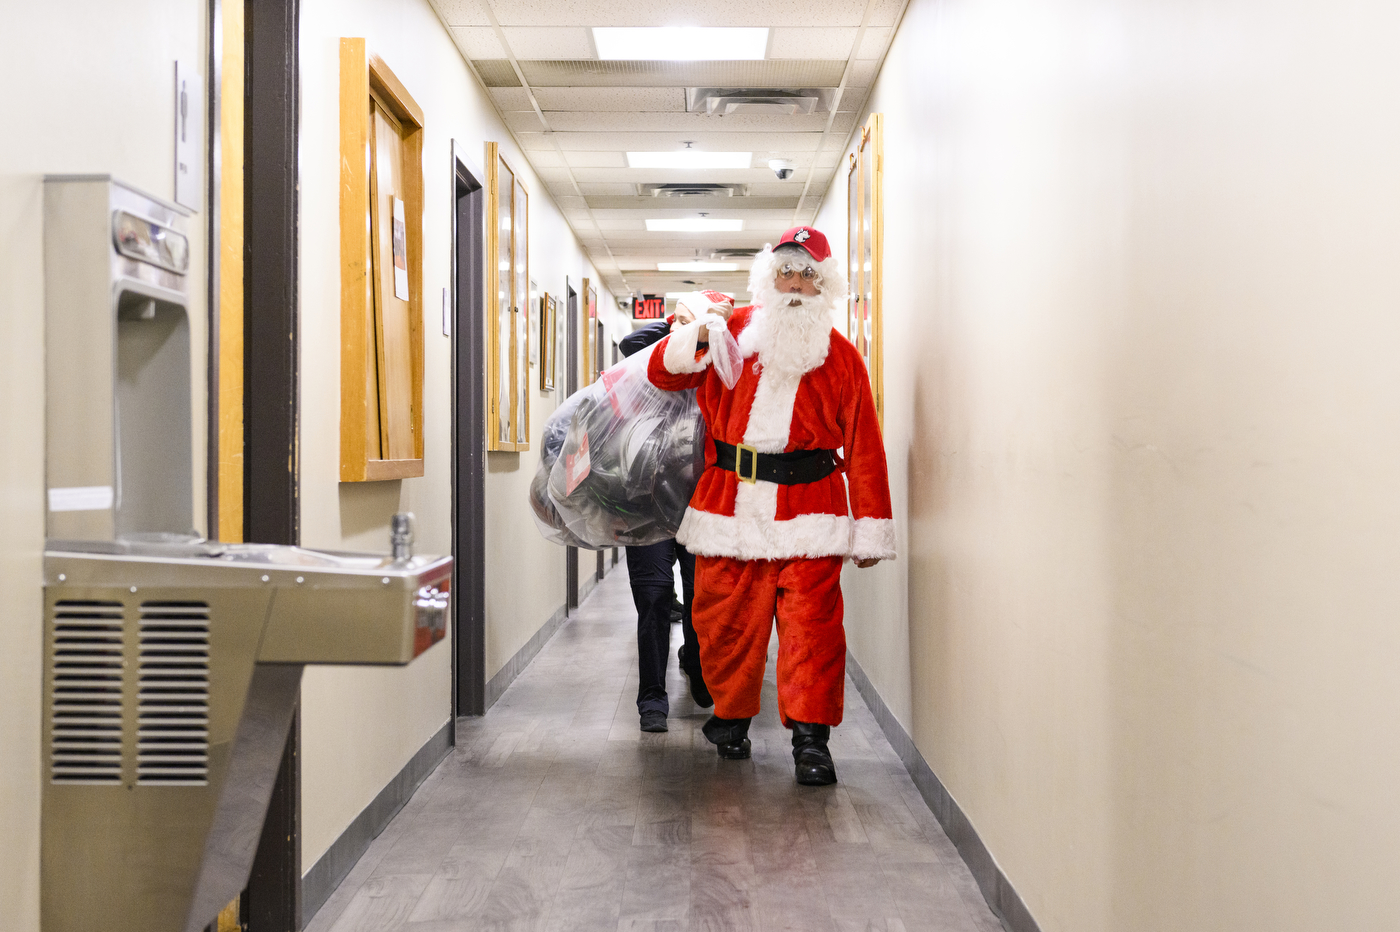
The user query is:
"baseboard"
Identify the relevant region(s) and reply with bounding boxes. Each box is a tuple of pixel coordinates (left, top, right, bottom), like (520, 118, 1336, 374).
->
(845, 651, 1042, 932)
(300, 720, 453, 926)
(484, 601, 569, 710)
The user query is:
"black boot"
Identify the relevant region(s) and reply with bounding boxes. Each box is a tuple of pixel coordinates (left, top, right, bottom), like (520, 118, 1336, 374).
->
(677, 646, 713, 708)
(791, 722, 837, 786)
(702, 715, 752, 760)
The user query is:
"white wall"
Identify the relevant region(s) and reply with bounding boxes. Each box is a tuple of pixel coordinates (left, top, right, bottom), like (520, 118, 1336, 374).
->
(295, 0, 622, 869)
(814, 0, 1400, 929)
(0, 3, 209, 930)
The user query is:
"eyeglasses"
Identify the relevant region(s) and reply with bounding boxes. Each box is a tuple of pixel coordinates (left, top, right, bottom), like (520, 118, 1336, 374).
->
(777, 262, 819, 281)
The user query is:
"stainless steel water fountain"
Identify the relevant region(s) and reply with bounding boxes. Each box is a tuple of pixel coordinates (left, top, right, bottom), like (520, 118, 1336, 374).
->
(40, 176, 452, 932)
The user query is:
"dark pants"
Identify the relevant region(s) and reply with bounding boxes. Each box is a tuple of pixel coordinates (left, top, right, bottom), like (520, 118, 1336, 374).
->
(625, 539, 698, 716)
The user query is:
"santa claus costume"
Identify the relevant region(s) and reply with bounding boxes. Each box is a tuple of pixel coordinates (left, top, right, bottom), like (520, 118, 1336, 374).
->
(647, 226, 895, 785)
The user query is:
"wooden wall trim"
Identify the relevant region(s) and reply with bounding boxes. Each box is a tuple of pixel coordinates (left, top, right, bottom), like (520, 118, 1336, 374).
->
(217, 0, 245, 541)
(339, 39, 426, 480)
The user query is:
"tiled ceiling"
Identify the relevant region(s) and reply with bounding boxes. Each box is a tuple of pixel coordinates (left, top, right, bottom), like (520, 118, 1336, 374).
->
(429, 0, 909, 304)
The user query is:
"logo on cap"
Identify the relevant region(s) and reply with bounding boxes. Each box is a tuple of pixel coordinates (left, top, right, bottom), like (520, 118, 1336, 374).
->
(794, 229, 811, 243)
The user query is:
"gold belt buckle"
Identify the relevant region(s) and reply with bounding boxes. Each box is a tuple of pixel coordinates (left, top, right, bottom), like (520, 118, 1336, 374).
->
(734, 443, 759, 484)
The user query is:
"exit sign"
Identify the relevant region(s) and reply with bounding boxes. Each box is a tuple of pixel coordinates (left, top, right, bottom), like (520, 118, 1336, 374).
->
(634, 295, 665, 319)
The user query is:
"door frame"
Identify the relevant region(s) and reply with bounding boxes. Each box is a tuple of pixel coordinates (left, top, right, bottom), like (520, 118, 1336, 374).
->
(451, 141, 486, 718)
(564, 279, 579, 612)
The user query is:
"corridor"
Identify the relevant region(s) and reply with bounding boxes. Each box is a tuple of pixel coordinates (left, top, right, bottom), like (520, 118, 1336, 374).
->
(306, 566, 1001, 932)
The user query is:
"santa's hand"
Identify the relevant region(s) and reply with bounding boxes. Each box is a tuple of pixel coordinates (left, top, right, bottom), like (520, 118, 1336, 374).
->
(855, 558, 880, 569)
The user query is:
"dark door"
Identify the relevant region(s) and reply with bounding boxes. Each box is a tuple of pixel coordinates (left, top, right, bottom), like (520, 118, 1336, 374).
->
(565, 282, 579, 611)
(451, 148, 486, 717)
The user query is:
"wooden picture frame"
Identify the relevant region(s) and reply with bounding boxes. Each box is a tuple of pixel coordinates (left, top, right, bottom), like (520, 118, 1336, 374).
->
(486, 142, 530, 452)
(339, 39, 426, 481)
(847, 112, 884, 428)
(540, 292, 557, 391)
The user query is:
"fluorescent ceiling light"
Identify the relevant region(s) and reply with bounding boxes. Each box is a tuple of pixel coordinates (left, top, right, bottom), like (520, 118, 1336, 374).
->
(657, 261, 738, 272)
(646, 219, 744, 232)
(594, 27, 768, 61)
(627, 151, 752, 170)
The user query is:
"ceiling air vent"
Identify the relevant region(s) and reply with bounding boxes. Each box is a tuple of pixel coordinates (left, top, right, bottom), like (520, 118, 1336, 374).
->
(136, 601, 210, 786)
(686, 87, 837, 116)
(640, 183, 748, 198)
(50, 600, 125, 784)
(712, 248, 760, 259)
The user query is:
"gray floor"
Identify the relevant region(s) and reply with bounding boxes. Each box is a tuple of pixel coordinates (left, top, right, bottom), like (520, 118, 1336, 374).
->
(307, 564, 1005, 932)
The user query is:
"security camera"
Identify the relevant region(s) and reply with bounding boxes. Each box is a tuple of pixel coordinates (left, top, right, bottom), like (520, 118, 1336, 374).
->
(768, 159, 795, 180)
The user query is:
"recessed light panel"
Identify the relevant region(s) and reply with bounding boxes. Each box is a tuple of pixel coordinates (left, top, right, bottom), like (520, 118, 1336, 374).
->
(646, 219, 744, 232)
(627, 151, 752, 170)
(594, 27, 768, 61)
(657, 261, 739, 271)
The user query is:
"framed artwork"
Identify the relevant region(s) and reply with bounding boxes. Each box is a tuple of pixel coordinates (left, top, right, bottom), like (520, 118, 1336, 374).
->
(847, 112, 884, 428)
(581, 279, 601, 386)
(486, 141, 530, 451)
(338, 39, 426, 481)
(540, 292, 557, 391)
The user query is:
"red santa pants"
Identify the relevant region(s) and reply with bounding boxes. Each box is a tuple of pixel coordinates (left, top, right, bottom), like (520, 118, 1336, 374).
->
(692, 554, 846, 727)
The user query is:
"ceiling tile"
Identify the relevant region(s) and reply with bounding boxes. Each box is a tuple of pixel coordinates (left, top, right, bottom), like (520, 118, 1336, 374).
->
(432, 0, 489, 27)
(577, 183, 639, 196)
(856, 26, 894, 59)
(848, 60, 879, 85)
(472, 60, 521, 86)
(545, 131, 824, 151)
(504, 109, 550, 133)
(486, 0, 866, 27)
(518, 59, 846, 88)
(767, 28, 858, 60)
(534, 87, 685, 112)
(563, 151, 629, 168)
(538, 111, 835, 133)
(489, 87, 533, 110)
(867, 0, 910, 28)
(449, 26, 503, 59)
(499, 26, 594, 59)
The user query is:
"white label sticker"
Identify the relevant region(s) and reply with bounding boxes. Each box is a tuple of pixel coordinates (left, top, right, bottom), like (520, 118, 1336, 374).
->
(392, 197, 409, 300)
(49, 486, 114, 512)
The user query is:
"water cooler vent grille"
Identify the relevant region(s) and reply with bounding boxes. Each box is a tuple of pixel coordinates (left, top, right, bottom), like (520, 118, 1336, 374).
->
(50, 600, 125, 784)
(137, 601, 210, 786)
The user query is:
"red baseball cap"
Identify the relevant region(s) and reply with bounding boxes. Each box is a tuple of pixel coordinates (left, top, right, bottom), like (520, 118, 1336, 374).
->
(776, 226, 831, 263)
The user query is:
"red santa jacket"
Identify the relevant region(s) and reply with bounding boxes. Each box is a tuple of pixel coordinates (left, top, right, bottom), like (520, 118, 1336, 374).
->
(647, 305, 896, 562)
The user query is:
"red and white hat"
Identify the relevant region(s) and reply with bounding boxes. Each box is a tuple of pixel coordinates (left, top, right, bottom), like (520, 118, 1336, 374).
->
(776, 226, 831, 263)
(701, 289, 735, 307)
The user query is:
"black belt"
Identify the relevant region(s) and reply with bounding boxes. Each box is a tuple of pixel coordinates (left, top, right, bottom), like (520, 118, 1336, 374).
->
(713, 439, 839, 485)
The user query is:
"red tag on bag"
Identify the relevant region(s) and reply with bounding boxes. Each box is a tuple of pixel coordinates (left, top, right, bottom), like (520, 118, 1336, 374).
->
(564, 433, 591, 495)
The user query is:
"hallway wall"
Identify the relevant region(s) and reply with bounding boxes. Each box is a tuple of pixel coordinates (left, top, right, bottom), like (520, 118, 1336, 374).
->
(0, 4, 210, 931)
(814, 0, 1400, 929)
(295, 0, 627, 872)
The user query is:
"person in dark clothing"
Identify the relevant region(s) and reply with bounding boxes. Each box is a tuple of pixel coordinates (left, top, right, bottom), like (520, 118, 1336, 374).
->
(619, 291, 732, 731)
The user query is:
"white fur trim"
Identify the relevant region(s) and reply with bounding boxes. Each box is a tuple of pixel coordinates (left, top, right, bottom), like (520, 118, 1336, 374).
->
(676, 500, 854, 560)
(850, 517, 897, 561)
(662, 318, 712, 374)
(741, 364, 801, 453)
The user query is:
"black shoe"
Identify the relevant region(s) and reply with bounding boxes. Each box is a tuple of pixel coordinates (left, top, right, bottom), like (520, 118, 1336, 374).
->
(702, 714, 751, 760)
(791, 722, 837, 785)
(640, 710, 668, 733)
(677, 646, 714, 708)
(669, 599, 684, 623)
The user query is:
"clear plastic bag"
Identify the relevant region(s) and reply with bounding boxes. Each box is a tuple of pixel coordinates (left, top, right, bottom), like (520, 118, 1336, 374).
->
(699, 312, 742, 389)
(530, 342, 707, 549)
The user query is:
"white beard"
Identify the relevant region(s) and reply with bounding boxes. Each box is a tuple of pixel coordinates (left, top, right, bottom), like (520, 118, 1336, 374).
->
(738, 292, 836, 379)
(740, 247, 845, 380)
